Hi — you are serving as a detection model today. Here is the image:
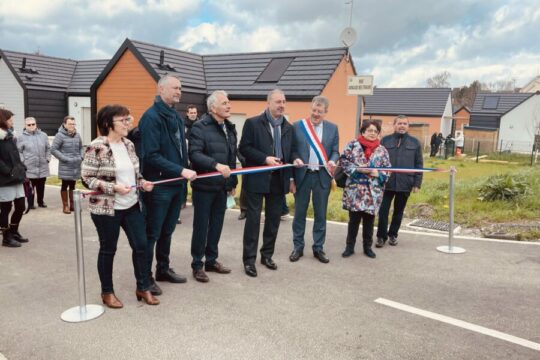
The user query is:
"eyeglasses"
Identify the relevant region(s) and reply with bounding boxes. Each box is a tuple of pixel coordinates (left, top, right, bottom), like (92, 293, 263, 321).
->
(27, 124, 36, 126)
(364, 129, 379, 134)
(113, 117, 132, 125)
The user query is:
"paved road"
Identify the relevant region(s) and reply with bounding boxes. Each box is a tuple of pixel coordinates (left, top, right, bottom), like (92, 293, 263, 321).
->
(0, 187, 539, 359)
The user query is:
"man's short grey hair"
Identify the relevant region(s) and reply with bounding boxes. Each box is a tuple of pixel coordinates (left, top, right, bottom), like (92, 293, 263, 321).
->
(158, 74, 180, 88)
(393, 114, 408, 124)
(312, 96, 329, 112)
(267, 88, 285, 102)
(25, 117, 36, 124)
(207, 90, 229, 111)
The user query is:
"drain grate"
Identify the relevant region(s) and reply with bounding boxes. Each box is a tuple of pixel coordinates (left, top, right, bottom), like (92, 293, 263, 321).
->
(409, 219, 454, 232)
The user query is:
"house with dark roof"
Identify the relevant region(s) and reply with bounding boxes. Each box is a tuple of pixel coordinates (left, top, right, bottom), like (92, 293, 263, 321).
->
(470, 92, 540, 152)
(0, 49, 107, 142)
(453, 105, 470, 132)
(363, 88, 453, 147)
(92, 38, 357, 148)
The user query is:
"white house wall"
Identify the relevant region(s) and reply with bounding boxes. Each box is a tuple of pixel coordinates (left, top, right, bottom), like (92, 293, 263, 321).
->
(68, 96, 91, 145)
(439, 94, 453, 136)
(0, 58, 25, 132)
(499, 95, 540, 153)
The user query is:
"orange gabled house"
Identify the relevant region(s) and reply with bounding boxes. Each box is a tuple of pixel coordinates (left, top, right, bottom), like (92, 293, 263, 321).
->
(91, 39, 357, 150)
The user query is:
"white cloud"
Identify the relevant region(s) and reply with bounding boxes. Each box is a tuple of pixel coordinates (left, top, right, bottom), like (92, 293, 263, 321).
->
(177, 23, 285, 53)
(0, 0, 65, 20)
(145, 0, 201, 13)
(87, 0, 142, 17)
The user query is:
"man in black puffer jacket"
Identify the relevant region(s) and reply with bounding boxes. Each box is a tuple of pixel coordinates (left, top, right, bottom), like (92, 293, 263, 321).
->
(188, 90, 238, 283)
(376, 115, 423, 247)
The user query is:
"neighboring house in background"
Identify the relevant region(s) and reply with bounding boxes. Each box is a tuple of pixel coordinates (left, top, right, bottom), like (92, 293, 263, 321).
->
(92, 38, 357, 149)
(363, 87, 453, 148)
(0, 49, 106, 143)
(453, 105, 471, 132)
(469, 92, 539, 152)
(520, 75, 540, 93)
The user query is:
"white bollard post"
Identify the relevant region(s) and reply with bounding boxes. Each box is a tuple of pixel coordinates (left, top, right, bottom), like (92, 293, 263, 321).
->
(61, 190, 105, 322)
(437, 167, 466, 254)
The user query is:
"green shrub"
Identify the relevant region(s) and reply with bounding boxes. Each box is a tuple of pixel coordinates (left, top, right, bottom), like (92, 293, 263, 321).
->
(478, 174, 529, 201)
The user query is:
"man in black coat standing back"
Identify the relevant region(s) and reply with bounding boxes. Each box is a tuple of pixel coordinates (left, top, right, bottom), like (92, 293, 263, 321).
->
(376, 115, 423, 248)
(239, 89, 294, 277)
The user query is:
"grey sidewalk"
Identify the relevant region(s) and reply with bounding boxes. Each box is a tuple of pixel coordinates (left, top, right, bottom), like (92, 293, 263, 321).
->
(0, 188, 539, 359)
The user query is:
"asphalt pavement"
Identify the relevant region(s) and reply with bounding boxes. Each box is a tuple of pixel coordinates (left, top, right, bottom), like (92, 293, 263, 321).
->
(0, 187, 539, 360)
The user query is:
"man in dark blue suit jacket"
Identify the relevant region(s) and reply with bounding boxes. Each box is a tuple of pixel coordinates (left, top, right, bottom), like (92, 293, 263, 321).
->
(289, 96, 339, 263)
(239, 89, 294, 277)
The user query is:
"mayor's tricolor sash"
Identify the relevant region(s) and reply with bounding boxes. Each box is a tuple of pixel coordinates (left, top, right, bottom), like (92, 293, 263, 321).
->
(299, 118, 332, 176)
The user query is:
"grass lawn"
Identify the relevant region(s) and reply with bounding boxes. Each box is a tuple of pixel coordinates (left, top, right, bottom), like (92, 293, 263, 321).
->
(283, 153, 540, 229)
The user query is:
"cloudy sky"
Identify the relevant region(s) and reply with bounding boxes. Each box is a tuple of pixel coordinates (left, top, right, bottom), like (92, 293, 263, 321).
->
(1, 0, 539, 88)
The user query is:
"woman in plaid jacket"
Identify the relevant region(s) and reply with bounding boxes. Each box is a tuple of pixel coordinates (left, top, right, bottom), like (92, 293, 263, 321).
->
(81, 105, 158, 309)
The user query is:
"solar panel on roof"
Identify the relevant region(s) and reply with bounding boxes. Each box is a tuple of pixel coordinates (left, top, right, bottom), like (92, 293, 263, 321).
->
(256, 57, 294, 83)
(482, 96, 499, 109)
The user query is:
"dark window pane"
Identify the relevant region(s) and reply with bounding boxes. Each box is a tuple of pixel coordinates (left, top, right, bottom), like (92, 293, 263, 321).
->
(482, 96, 499, 109)
(256, 58, 294, 83)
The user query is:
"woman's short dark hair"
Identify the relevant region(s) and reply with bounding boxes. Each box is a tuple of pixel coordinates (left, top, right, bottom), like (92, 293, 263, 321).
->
(0, 109, 14, 130)
(96, 104, 130, 136)
(360, 119, 381, 134)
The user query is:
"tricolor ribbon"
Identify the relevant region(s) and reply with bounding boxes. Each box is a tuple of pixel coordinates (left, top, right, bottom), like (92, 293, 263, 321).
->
(80, 164, 446, 197)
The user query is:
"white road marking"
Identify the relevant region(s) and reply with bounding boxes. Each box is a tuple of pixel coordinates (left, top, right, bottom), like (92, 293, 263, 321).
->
(375, 298, 540, 352)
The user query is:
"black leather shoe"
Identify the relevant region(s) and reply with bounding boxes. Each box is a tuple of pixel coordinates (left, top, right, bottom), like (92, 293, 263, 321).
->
(342, 248, 355, 257)
(238, 211, 246, 220)
(155, 268, 187, 283)
(289, 249, 303, 262)
(148, 278, 162, 296)
(389, 236, 398, 246)
(313, 250, 330, 263)
(375, 237, 386, 248)
(364, 248, 376, 258)
(261, 257, 277, 270)
(38, 203, 47, 208)
(176, 219, 182, 225)
(244, 264, 257, 277)
(28, 205, 36, 210)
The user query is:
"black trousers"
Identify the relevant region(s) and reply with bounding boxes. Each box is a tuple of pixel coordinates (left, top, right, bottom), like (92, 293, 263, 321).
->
(345, 210, 375, 248)
(30, 177, 47, 205)
(190, 189, 227, 270)
(242, 173, 283, 265)
(376, 190, 410, 240)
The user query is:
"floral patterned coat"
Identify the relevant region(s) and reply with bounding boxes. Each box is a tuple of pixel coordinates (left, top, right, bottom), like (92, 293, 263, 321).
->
(339, 140, 391, 215)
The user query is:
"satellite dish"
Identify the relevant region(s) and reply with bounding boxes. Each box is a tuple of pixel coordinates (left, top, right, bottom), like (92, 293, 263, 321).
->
(340, 27, 357, 47)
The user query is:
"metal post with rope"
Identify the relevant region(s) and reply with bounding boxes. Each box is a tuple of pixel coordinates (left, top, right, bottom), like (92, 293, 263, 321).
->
(60, 190, 104, 323)
(437, 166, 466, 254)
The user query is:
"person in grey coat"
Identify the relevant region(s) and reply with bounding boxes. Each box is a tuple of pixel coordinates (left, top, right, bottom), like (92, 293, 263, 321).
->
(17, 117, 51, 209)
(51, 116, 83, 214)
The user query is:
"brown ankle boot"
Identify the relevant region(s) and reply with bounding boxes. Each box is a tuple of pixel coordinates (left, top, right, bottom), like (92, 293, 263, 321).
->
(61, 191, 70, 214)
(68, 190, 74, 211)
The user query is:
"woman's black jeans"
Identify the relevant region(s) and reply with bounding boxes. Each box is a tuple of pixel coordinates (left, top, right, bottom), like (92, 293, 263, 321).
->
(91, 203, 150, 294)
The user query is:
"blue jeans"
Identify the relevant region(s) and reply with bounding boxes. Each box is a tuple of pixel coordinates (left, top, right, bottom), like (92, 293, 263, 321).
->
(376, 190, 410, 240)
(91, 204, 150, 293)
(143, 185, 184, 276)
(190, 189, 227, 270)
(292, 172, 331, 252)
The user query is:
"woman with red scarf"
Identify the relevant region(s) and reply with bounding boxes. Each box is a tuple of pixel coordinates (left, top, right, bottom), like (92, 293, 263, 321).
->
(339, 119, 391, 258)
